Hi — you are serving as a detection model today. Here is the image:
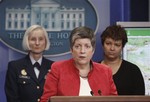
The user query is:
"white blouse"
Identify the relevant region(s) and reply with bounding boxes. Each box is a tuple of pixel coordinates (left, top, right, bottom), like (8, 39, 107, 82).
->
(79, 77, 92, 96)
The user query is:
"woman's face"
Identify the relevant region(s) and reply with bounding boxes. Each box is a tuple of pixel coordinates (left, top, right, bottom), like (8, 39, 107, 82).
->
(71, 38, 94, 66)
(103, 37, 122, 60)
(28, 29, 46, 55)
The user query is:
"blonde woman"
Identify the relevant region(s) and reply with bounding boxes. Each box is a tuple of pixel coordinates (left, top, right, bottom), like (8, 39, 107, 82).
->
(5, 25, 54, 102)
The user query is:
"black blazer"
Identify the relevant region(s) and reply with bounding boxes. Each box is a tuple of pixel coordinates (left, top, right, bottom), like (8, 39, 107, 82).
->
(5, 55, 54, 102)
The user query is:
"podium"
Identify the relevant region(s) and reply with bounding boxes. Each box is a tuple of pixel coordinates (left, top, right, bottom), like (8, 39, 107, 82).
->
(50, 96, 150, 102)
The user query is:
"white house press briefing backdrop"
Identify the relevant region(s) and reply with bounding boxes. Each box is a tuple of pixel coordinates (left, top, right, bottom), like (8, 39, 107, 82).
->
(0, 0, 110, 102)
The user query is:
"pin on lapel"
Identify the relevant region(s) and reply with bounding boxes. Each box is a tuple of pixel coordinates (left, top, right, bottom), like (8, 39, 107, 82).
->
(21, 69, 27, 76)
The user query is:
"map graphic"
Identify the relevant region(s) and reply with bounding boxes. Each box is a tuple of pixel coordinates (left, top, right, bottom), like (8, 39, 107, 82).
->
(123, 28, 150, 95)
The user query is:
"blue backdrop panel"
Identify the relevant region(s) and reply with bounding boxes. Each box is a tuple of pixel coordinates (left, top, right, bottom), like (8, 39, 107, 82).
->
(0, 0, 129, 101)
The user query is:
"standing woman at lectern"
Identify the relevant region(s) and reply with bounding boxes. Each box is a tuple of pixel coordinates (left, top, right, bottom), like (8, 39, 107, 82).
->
(40, 26, 117, 102)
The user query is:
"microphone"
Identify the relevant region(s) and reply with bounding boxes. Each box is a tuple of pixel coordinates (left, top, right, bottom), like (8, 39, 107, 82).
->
(98, 90, 101, 95)
(90, 91, 94, 96)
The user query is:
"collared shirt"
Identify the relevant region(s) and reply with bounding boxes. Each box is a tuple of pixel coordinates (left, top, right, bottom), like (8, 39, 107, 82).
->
(29, 55, 42, 78)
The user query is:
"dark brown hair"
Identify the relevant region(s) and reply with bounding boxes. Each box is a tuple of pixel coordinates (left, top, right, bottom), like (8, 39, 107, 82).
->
(101, 25, 128, 48)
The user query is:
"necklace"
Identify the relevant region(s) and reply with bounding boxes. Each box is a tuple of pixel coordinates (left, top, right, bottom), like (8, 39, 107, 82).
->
(79, 67, 91, 79)
(101, 59, 122, 75)
(75, 62, 92, 79)
(79, 74, 88, 78)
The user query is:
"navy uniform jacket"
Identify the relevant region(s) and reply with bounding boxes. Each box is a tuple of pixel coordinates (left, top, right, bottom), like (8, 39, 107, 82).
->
(5, 55, 54, 102)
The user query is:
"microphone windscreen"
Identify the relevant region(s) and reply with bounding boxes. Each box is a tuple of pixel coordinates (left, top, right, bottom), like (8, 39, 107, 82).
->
(90, 91, 94, 96)
(98, 90, 101, 95)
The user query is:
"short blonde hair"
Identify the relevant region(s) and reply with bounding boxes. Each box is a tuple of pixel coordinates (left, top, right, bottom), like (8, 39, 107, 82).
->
(22, 25, 50, 51)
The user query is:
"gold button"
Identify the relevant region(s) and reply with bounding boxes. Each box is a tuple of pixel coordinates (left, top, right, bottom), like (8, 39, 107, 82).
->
(23, 81, 26, 84)
(37, 98, 40, 102)
(37, 86, 40, 89)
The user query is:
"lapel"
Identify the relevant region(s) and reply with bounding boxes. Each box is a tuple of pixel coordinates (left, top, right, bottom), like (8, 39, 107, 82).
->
(24, 55, 39, 83)
(38, 58, 49, 82)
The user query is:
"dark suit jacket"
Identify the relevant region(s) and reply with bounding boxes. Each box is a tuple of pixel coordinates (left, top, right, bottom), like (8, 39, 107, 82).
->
(5, 55, 53, 102)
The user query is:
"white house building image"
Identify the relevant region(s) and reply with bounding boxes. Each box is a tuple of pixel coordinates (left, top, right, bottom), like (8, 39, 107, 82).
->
(5, 0, 85, 31)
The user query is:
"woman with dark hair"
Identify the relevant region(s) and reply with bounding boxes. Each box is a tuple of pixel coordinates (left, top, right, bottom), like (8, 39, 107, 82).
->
(100, 25, 145, 95)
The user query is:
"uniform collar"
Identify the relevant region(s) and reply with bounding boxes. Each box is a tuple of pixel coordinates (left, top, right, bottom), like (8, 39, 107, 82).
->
(29, 55, 42, 65)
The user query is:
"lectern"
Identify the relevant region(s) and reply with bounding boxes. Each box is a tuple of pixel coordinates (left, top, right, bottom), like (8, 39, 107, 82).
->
(50, 96, 150, 102)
